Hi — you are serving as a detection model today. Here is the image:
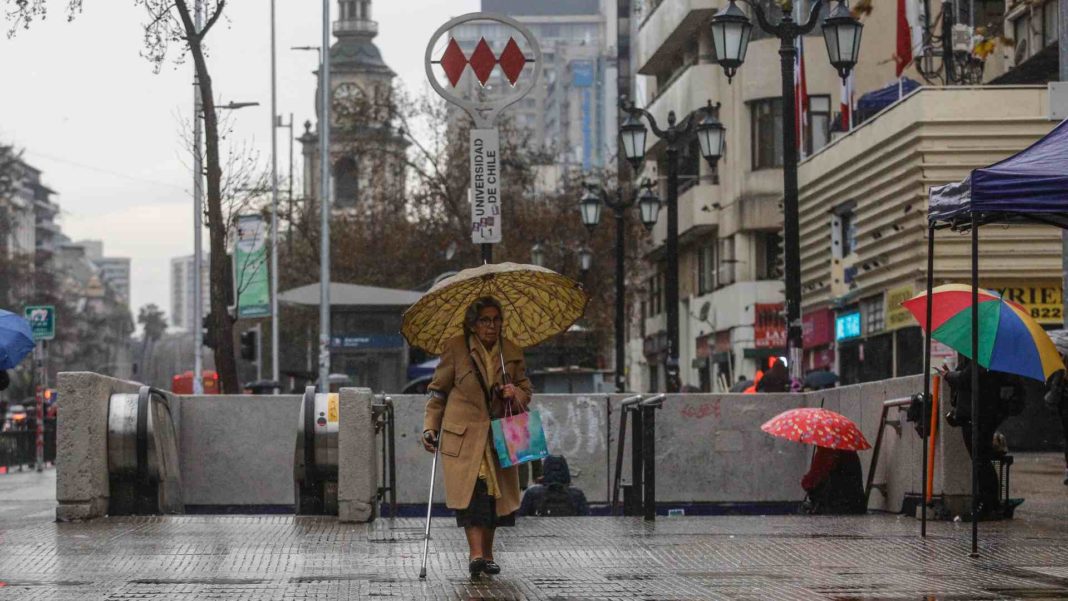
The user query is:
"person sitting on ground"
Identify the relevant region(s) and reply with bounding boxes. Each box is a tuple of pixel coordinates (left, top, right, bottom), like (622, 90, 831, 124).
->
(518, 455, 590, 517)
(801, 447, 867, 515)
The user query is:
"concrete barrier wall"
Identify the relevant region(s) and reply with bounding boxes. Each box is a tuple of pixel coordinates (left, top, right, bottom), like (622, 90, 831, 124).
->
(178, 394, 302, 507)
(388, 375, 972, 512)
(56, 371, 970, 519)
(56, 372, 152, 520)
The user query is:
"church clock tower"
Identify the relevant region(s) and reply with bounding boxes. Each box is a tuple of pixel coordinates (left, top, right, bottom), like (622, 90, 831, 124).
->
(301, 0, 405, 212)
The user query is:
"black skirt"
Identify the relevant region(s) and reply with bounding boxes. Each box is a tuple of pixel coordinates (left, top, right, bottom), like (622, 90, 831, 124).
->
(455, 478, 517, 528)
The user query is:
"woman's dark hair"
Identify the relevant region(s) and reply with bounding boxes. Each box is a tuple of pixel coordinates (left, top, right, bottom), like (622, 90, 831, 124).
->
(464, 296, 504, 335)
(0, 370, 9, 392)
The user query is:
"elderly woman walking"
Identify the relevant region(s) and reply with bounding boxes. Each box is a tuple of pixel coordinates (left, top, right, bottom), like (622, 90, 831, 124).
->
(422, 296, 532, 578)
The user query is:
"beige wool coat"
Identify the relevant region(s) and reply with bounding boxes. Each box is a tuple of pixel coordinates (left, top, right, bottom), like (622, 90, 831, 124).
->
(423, 334, 533, 514)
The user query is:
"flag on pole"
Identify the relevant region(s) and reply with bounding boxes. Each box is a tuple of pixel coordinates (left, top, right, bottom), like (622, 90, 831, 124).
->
(895, 0, 925, 77)
(840, 71, 855, 131)
(795, 31, 809, 156)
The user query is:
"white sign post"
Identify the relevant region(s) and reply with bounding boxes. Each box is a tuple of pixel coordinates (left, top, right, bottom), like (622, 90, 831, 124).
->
(470, 128, 501, 244)
(425, 13, 541, 261)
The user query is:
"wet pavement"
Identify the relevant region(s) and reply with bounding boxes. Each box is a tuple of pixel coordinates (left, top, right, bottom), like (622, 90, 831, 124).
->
(0, 456, 1066, 600)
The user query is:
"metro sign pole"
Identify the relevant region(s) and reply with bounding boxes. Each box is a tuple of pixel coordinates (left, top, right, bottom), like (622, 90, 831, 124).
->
(425, 14, 542, 265)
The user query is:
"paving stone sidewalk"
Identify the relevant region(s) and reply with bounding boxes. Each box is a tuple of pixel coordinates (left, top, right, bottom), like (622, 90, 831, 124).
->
(0, 457, 1065, 600)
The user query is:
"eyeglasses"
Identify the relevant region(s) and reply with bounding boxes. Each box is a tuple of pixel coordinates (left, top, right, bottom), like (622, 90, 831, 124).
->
(477, 316, 503, 327)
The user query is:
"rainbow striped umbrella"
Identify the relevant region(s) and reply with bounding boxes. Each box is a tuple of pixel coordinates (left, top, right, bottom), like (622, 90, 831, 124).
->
(902, 284, 1062, 382)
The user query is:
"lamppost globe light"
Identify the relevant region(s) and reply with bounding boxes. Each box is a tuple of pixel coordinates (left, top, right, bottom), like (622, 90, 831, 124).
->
(710, 0, 753, 83)
(695, 107, 726, 168)
(578, 246, 593, 273)
(619, 112, 648, 171)
(580, 187, 603, 230)
(530, 242, 545, 268)
(822, 1, 864, 81)
(637, 183, 661, 231)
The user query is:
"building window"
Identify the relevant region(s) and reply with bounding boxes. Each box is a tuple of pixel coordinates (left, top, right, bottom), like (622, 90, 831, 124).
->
(718, 236, 735, 286)
(756, 232, 782, 280)
(334, 157, 359, 208)
(862, 295, 885, 335)
(807, 95, 831, 154)
(1043, 0, 1058, 47)
(647, 271, 665, 317)
(697, 241, 717, 295)
(837, 207, 857, 256)
(751, 98, 784, 170)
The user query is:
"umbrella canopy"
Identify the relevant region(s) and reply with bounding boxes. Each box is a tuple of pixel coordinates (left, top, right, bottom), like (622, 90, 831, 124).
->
(929, 118, 1068, 227)
(0, 310, 35, 370)
(401, 262, 589, 355)
(803, 370, 838, 390)
(761, 408, 871, 451)
(902, 284, 1062, 383)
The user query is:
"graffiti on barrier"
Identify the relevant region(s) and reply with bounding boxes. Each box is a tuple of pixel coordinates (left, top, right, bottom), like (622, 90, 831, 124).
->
(538, 396, 605, 457)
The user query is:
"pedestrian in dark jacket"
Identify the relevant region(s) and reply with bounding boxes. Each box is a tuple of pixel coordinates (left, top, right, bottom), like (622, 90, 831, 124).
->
(943, 357, 1020, 513)
(757, 358, 789, 393)
(519, 455, 590, 517)
(801, 447, 866, 514)
(1043, 367, 1068, 485)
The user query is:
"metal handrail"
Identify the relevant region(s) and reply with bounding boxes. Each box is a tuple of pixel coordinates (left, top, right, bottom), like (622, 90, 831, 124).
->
(640, 393, 666, 407)
(864, 396, 915, 503)
(611, 395, 643, 515)
(373, 395, 397, 518)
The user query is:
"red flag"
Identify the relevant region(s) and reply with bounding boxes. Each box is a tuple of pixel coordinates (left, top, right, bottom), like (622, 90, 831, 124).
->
(795, 34, 808, 154)
(896, 0, 913, 76)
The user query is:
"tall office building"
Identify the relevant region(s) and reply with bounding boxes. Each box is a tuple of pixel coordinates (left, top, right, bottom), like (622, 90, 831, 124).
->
(170, 254, 210, 331)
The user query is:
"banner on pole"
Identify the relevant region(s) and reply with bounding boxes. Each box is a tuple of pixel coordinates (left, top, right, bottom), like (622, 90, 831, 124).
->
(470, 128, 502, 244)
(235, 214, 271, 319)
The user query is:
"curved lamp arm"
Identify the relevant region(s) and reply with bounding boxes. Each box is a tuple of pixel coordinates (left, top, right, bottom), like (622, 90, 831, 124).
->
(736, 0, 824, 37)
(620, 97, 669, 140)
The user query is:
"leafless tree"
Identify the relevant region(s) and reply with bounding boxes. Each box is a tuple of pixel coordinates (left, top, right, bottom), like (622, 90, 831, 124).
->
(7, 0, 243, 391)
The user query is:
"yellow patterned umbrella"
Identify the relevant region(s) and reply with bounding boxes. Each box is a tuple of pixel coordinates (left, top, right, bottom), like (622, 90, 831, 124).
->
(401, 262, 589, 354)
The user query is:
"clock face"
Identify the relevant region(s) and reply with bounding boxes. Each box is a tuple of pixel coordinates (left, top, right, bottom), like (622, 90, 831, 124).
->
(333, 82, 365, 103)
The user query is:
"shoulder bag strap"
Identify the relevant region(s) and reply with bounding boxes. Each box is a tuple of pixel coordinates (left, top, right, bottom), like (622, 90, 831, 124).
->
(466, 337, 494, 414)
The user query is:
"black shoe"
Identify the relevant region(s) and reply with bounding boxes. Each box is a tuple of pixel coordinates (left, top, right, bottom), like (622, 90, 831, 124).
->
(468, 557, 487, 577)
(483, 560, 501, 575)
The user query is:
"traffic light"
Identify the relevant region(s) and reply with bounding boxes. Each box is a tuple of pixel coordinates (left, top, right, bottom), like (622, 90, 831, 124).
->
(202, 313, 217, 350)
(240, 329, 257, 361)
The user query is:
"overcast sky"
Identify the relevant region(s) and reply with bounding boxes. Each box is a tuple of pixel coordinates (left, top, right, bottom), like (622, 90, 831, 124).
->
(0, 0, 478, 323)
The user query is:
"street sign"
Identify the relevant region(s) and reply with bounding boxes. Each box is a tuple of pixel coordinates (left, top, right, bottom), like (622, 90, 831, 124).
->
(24, 305, 55, 341)
(470, 128, 501, 243)
(425, 13, 541, 251)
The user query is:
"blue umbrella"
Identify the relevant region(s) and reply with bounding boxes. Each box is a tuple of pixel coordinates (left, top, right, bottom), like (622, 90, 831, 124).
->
(0, 309, 35, 370)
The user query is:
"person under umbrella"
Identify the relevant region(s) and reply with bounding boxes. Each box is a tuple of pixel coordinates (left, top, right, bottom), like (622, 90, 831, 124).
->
(405, 262, 588, 580)
(762, 407, 871, 515)
(421, 296, 532, 578)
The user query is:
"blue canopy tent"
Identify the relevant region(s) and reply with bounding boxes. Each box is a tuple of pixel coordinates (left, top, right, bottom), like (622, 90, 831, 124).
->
(922, 118, 1068, 554)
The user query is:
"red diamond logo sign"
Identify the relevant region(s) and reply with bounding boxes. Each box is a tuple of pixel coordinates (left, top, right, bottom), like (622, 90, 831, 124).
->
(468, 39, 497, 86)
(439, 38, 468, 87)
(434, 36, 532, 89)
(498, 38, 527, 86)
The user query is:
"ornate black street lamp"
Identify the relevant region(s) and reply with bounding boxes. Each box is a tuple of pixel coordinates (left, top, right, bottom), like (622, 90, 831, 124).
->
(580, 178, 660, 392)
(619, 99, 724, 393)
(710, 0, 861, 385)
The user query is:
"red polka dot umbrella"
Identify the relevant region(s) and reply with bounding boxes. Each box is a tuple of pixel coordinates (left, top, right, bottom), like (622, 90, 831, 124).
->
(761, 408, 871, 451)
